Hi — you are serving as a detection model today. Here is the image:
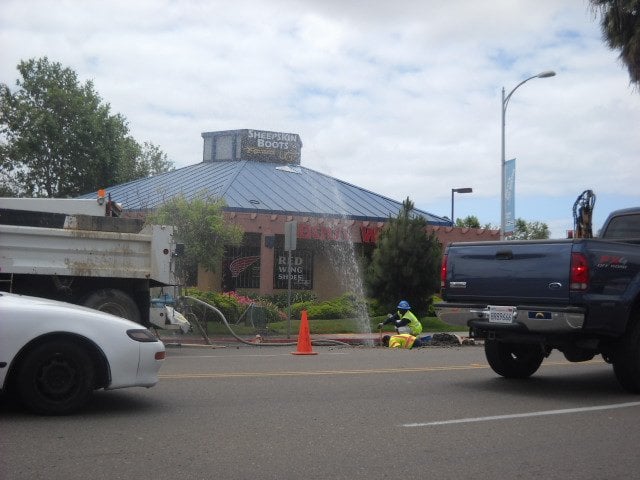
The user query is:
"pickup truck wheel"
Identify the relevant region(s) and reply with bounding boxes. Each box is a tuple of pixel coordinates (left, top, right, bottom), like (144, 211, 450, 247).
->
(612, 318, 640, 393)
(83, 289, 141, 323)
(17, 340, 95, 415)
(485, 340, 544, 379)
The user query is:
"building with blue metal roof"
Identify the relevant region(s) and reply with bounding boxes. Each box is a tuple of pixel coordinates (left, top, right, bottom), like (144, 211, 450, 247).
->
(90, 148, 449, 225)
(83, 129, 496, 299)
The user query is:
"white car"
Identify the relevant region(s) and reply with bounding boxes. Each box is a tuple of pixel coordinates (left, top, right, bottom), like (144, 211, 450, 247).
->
(0, 292, 165, 415)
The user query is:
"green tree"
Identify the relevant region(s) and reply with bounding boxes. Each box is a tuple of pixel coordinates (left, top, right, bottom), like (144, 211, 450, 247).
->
(146, 193, 243, 286)
(366, 197, 442, 313)
(591, 0, 640, 87)
(0, 57, 173, 197)
(455, 215, 481, 228)
(510, 218, 550, 240)
(117, 141, 174, 184)
(455, 214, 547, 238)
(0, 169, 18, 196)
(455, 215, 494, 229)
(137, 141, 174, 178)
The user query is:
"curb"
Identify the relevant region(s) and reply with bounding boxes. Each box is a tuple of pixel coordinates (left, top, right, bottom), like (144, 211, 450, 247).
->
(158, 332, 480, 348)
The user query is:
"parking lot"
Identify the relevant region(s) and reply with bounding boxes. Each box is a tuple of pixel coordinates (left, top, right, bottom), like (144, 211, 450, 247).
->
(2, 344, 639, 479)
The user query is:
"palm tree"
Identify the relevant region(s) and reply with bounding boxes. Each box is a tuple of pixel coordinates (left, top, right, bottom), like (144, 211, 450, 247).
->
(591, 0, 640, 87)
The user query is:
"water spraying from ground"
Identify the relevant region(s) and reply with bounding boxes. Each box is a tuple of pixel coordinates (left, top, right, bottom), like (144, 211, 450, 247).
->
(319, 177, 374, 346)
(323, 235, 373, 346)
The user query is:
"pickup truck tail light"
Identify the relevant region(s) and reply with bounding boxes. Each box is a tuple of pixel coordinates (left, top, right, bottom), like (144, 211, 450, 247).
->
(570, 252, 589, 291)
(440, 254, 448, 289)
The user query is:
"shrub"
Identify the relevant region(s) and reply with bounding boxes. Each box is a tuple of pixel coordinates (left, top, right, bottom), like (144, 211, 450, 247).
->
(248, 291, 317, 310)
(292, 292, 367, 320)
(183, 288, 285, 324)
(184, 288, 243, 323)
(290, 300, 314, 318)
(366, 297, 389, 317)
(427, 294, 442, 318)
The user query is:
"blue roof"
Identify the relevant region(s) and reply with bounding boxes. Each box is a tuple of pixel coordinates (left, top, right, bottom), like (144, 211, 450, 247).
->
(80, 161, 449, 225)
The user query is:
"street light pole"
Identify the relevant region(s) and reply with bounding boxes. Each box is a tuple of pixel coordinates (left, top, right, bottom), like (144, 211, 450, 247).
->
(451, 187, 473, 226)
(500, 70, 555, 240)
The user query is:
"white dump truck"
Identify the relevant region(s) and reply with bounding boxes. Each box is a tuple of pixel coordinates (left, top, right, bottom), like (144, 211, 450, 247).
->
(0, 193, 189, 332)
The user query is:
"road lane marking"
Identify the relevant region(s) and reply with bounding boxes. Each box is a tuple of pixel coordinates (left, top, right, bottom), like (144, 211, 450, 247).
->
(401, 402, 640, 427)
(167, 352, 350, 359)
(159, 364, 489, 379)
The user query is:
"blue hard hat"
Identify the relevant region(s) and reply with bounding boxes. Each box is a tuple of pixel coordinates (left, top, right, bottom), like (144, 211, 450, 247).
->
(397, 300, 411, 310)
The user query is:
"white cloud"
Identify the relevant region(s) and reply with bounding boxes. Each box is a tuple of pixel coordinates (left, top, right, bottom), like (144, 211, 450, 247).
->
(1, 0, 638, 238)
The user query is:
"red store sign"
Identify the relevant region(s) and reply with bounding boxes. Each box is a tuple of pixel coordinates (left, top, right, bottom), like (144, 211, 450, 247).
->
(296, 223, 381, 244)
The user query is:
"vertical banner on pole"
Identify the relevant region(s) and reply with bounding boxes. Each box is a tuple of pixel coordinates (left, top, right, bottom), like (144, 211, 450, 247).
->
(504, 159, 516, 236)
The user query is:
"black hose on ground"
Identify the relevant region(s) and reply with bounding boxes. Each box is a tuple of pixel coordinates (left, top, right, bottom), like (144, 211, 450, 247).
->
(182, 296, 351, 347)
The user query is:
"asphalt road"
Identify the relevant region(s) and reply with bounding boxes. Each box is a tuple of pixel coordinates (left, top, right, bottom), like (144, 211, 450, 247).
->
(2, 344, 639, 480)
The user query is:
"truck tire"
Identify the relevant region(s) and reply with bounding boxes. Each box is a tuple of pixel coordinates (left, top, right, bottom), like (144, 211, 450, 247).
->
(612, 317, 640, 393)
(83, 289, 141, 323)
(485, 340, 544, 379)
(17, 340, 95, 415)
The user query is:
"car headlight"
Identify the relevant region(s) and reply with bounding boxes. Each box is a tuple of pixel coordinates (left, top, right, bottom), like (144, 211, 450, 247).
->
(127, 329, 159, 342)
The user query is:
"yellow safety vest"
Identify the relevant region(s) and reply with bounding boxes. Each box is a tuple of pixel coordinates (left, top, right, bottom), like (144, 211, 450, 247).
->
(398, 310, 423, 336)
(388, 334, 417, 349)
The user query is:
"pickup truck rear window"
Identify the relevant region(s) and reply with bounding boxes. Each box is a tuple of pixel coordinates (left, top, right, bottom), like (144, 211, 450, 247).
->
(603, 214, 640, 239)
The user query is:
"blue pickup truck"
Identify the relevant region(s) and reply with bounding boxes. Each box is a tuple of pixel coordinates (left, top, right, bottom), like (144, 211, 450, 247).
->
(436, 207, 640, 392)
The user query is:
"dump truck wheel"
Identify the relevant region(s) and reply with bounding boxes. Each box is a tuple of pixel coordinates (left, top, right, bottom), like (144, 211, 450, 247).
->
(83, 289, 141, 323)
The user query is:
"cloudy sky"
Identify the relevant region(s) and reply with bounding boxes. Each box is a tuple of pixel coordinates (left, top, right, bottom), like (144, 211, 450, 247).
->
(2, 0, 639, 237)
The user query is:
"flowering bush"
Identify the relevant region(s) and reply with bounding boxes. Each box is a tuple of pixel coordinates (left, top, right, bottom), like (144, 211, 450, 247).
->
(224, 291, 253, 306)
(184, 288, 285, 323)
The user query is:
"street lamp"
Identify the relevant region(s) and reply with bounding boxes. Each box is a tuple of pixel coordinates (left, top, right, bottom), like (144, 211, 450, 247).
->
(500, 70, 556, 240)
(451, 187, 473, 226)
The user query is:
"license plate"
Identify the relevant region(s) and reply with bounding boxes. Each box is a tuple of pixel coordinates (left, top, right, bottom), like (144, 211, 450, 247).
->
(488, 305, 515, 323)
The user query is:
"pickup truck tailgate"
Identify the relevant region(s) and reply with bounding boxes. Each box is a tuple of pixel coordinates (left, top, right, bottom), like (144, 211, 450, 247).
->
(444, 241, 573, 304)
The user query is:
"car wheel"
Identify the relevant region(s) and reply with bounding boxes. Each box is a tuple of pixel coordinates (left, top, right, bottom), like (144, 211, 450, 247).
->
(485, 340, 544, 379)
(612, 318, 640, 393)
(17, 340, 96, 415)
(83, 288, 141, 323)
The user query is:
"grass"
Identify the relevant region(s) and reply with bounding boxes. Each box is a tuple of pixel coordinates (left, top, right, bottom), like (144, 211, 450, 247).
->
(203, 315, 465, 336)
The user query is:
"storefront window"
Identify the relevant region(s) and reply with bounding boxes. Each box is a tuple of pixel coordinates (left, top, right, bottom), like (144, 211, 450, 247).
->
(273, 249, 313, 290)
(222, 234, 261, 290)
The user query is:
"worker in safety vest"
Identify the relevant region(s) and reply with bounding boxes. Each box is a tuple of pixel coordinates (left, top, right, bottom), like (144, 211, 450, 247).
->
(382, 334, 422, 349)
(378, 300, 423, 336)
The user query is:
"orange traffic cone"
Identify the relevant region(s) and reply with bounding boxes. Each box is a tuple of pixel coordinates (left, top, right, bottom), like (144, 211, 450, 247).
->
(292, 310, 317, 355)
